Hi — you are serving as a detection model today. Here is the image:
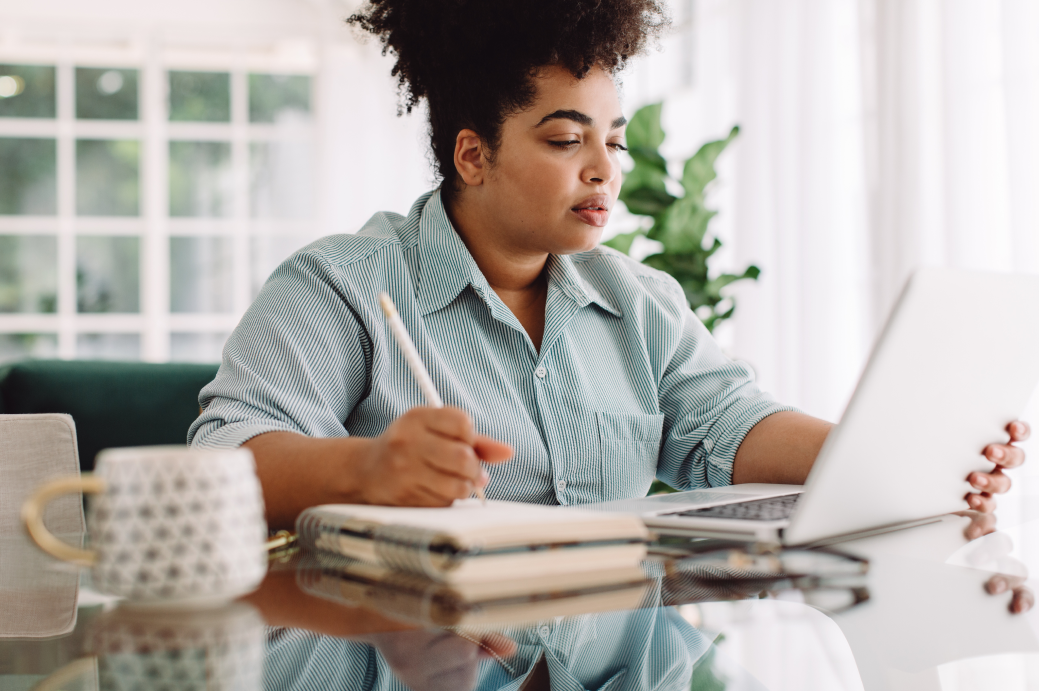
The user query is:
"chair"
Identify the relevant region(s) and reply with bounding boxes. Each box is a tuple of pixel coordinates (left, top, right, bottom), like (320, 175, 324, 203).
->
(0, 360, 219, 471)
(0, 413, 84, 638)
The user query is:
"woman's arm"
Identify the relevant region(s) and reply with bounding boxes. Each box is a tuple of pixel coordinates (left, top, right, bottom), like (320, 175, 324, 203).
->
(732, 412, 1029, 515)
(731, 411, 832, 485)
(246, 407, 513, 530)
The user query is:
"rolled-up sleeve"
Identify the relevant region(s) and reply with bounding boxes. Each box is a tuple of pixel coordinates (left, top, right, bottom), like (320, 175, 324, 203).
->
(648, 275, 798, 489)
(187, 249, 371, 449)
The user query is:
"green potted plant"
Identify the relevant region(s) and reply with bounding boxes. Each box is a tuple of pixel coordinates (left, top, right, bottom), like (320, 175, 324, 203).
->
(606, 102, 759, 332)
(607, 103, 759, 495)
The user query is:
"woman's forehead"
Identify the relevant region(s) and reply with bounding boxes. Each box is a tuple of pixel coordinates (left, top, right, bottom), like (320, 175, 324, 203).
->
(519, 65, 623, 128)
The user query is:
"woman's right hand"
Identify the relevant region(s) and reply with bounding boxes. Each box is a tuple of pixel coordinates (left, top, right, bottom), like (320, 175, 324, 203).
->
(359, 406, 513, 507)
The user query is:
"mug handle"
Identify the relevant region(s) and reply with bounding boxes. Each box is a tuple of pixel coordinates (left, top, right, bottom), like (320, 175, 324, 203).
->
(21, 475, 107, 566)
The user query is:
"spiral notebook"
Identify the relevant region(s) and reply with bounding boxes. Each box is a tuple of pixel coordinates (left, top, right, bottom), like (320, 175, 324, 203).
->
(296, 499, 649, 584)
(297, 552, 652, 627)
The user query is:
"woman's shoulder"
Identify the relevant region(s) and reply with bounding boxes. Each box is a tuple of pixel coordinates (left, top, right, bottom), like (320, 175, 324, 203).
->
(295, 212, 411, 268)
(572, 244, 686, 304)
(293, 191, 434, 271)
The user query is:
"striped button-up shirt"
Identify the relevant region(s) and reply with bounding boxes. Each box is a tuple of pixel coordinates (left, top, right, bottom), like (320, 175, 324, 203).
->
(188, 189, 792, 503)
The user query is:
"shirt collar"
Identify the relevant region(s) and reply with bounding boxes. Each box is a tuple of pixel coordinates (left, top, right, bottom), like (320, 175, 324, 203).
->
(415, 188, 622, 318)
(546, 253, 622, 317)
(416, 190, 492, 316)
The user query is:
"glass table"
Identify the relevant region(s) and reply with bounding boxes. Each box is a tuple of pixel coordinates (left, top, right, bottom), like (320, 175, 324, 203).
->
(1, 511, 1036, 691)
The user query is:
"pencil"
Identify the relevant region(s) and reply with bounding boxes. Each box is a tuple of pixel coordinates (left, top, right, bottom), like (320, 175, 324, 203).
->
(378, 292, 488, 505)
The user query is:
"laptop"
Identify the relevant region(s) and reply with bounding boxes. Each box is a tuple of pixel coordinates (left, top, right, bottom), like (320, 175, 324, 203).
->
(588, 268, 1039, 546)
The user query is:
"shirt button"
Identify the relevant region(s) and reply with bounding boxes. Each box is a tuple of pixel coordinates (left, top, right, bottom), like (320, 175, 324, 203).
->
(557, 479, 567, 491)
(535, 366, 547, 379)
(538, 625, 551, 637)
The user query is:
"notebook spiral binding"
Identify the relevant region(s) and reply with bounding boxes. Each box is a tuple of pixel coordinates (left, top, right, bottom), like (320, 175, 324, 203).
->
(296, 509, 465, 580)
(372, 524, 455, 579)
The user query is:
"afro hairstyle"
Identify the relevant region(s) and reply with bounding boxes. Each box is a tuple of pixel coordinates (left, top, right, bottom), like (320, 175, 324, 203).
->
(347, 0, 669, 199)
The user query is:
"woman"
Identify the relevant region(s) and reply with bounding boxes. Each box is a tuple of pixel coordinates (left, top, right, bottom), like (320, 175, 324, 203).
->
(188, 0, 1027, 530)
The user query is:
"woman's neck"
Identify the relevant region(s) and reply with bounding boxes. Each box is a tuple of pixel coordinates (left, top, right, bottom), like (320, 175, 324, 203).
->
(446, 191, 550, 350)
(445, 192, 548, 295)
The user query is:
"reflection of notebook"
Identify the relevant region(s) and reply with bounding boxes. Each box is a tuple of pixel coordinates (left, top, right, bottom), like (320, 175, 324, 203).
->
(589, 268, 1039, 546)
(296, 500, 649, 583)
(297, 553, 651, 627)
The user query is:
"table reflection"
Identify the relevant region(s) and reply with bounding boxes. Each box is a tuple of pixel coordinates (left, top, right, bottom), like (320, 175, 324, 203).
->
(8, 509, 1039, 691)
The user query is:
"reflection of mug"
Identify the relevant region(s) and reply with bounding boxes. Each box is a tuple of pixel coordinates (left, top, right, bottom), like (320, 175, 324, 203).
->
(91, 602, 266, 691)
(33, 601, 266, 691)
(22, 446, 267, 606)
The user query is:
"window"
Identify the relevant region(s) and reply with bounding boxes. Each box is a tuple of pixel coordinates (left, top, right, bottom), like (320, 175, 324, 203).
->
(0, 54, 316, 364)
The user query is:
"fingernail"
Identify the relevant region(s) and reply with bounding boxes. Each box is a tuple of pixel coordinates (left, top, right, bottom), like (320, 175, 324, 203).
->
(992, 577, 1007, 594)
(975, 476, 988, 488)
(992, 447, 1005, 460)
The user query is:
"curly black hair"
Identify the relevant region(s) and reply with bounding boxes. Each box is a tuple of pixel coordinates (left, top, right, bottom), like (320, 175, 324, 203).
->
(347, 0, 669, 200)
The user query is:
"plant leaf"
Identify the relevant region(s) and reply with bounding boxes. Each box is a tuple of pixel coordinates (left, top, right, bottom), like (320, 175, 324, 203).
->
(620, 185, 677, 218)
(655, 196, 716, 254)
(625, 102, 665, 150)
(602, 229, 645, 255)
(681, 125, 739, 203)
(629, 146, 669, 173)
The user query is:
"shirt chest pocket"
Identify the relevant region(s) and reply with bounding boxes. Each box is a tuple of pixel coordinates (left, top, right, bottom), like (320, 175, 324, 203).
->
(596, 411, 664, 501)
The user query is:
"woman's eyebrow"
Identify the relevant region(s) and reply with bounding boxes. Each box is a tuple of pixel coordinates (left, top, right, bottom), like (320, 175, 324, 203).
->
(532, 110, 628, 130)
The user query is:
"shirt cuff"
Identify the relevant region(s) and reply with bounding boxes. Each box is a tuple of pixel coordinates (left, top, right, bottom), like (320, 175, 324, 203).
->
(702, 396, 802, 488)
(189, 419, 305, 450)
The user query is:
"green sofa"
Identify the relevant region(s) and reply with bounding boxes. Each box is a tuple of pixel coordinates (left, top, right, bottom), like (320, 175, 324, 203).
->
(0, 360, 219, 471)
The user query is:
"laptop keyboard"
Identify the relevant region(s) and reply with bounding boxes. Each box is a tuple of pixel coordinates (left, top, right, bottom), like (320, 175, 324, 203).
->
(668, 493, 801, 521)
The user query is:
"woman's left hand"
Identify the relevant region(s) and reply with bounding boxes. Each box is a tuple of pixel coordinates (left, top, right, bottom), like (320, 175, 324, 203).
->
(966, 421, 1030, 513)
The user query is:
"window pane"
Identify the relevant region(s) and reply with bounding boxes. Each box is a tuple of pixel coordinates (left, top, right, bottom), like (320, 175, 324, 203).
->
(170, 236, 233, 313)
(0, 138, 57, 215)
(76, 139, 139, 216)
(77, 235, 139, 313)
(168, 71, 230, 122)
(0, 333, 58, 364)
(170, 332, 228, 362)
(75, 67, 139, 120)
(0, 235, 57, 313)
(250, 235, 306, 298)
(248, 74, 310, 123)
(169, 141, 233, 217)
(0, 64, 55, 118)
(250, 141, 313, 218)
(76, 333, 140, 360)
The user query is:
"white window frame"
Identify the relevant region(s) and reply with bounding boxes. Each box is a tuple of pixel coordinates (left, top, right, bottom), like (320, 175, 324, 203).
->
(0, 36, 321, 362)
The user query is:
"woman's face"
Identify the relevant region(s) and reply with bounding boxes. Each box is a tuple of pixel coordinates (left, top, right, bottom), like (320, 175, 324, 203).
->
(473, 64, 627, 257)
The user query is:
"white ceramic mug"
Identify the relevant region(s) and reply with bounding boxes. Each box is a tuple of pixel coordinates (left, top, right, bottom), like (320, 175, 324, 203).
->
(22, 446, 268, 606)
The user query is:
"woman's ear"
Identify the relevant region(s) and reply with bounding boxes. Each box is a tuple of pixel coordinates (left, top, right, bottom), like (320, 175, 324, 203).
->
(454, 129, 486, 186)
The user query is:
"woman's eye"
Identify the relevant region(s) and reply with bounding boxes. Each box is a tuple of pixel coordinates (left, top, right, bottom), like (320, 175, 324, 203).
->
(548, 140, 580, 150)
(609, 142, 629, 152)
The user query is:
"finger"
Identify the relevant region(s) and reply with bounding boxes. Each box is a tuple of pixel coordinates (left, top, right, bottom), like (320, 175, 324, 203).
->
(961, 511, 997, 540)
(418, 461, 477, 501)
(1008, 421, 1031, 442)
(414, 481, 467, 506)
(477, 632, 518, 658)
(965, 492, 997, 513)
(424, 406, 476, 444)
(423, 439, 482, 481)
(985, 444, 1025, 470)
(969, 469, 1011, 494)
(1011, 587, 1035, 614)
(473, 434, 514, 464)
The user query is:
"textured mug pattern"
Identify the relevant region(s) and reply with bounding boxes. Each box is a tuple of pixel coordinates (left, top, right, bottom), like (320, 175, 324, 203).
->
(88, 447, 267, 603)
(89, 602, 265, 691)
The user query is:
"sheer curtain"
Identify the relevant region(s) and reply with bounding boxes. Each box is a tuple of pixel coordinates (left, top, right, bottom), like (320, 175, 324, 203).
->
(630, 3, 1039, 686)
(617, 0, 1039, 444)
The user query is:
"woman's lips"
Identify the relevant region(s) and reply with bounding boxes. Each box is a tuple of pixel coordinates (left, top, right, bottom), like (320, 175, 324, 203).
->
(571, 207, 610, 227)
